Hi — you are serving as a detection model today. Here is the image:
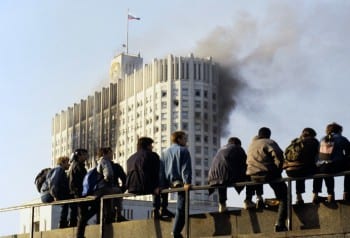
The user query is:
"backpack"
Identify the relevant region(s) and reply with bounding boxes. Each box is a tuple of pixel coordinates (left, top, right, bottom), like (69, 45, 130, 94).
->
(82, 167, 100, 197)
(319, 134, 334, 161)
(284, 138, 304, 162)
(34, 168, 51, 193)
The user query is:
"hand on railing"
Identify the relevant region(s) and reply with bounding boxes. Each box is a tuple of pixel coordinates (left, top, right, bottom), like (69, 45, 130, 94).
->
(184, 184, 191, 191)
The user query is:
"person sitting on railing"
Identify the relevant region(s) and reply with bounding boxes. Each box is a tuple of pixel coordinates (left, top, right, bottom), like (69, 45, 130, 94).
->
(40, 156, 76, 228)
(246, 127, 288, 232)
(208, 137, 264, 212)
(284, 128, 319, 205)
(313, 122, 350, 203)
(125, 137, 174, 219)
(69, 148, 97, 238)
(94, 147, 127, 223)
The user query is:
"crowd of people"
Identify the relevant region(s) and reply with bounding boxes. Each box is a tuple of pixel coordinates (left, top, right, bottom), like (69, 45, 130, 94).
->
(208, 122, 350, 232)
(38, 122, 350, 237)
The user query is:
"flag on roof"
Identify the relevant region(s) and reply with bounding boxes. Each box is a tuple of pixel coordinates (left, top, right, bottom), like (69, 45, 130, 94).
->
(128, 14, 140, 20)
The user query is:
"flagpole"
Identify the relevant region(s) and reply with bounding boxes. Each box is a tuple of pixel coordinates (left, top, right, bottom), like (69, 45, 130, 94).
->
(126, 9, 129, 54)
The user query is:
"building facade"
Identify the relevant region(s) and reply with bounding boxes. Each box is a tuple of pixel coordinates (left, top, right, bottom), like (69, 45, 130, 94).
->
(52, 53, 220, 203)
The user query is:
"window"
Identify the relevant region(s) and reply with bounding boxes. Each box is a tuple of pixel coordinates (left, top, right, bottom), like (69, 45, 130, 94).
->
(195, 169, 201, 177)
(173, 99, 179, 106)
(195, 112, 201, 119)
(182, 88, 189, 96)
(182, 99, 188, 107)
(195, 123, 201, 132)
(162, 91, 167, 97)
(161, 124, 167, 131)
(195, 100, 201, 108)
(204, 90, 208, 98)
(195, 146, 201, 153)
(195, 158, 201, 166)
(161, 102, 167, 109)
(195, 89, 201, 97)
(195, 135, 201, 142)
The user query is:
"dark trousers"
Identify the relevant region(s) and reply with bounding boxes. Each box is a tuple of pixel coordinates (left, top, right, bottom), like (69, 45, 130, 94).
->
(41, 193, 76, 228)
(313, 161, 350, 194)
(287, 167, 315, 194)
(251, 174, 287, 227)
(76, 200, 98, 238)
(153, 193, 169, 210)
(217, 184, 263, 204)
(173, 191, 186, 236)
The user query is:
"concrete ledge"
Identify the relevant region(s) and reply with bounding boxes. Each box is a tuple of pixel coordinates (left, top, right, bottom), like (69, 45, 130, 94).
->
(3, 200, 350, 238)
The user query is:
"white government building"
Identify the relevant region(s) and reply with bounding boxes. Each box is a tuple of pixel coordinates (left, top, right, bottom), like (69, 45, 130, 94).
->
(21, 52, 222, 232)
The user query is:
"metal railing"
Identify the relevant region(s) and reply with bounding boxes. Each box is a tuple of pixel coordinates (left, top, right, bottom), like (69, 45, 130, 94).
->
(1, 170, 350, 238)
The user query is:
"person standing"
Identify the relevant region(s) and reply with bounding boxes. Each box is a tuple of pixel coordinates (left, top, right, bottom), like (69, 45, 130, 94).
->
(40, 156, 74, 228)
(313, 122, 350, 203)
(160, 131, 192, 238)
(246, 127, 288, 232)
(284, 128, 319, 204)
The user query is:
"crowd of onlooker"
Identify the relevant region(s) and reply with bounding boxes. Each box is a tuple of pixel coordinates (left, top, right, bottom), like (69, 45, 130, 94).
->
(208, 122, 350, 232)
(37, 122, 350, 237)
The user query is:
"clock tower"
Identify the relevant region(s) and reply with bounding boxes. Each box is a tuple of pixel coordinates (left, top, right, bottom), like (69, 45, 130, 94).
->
(109, 53, 143, 83)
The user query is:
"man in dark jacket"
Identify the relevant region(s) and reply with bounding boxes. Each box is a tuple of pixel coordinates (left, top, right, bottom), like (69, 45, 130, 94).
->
(208, 137, 263, 212)
(126, 137, 160, 194)
(284, 128, 319, 204)
(246, 127, 288, 232)
(69, 148, 97, 238)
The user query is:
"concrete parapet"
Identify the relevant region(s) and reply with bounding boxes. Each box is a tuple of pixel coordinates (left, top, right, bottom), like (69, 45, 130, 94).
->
(2, 200, 350, 238)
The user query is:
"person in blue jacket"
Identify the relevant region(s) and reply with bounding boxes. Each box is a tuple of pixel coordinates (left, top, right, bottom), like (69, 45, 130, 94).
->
(160, 131, 192, 238)
(40, 156, 74, 228)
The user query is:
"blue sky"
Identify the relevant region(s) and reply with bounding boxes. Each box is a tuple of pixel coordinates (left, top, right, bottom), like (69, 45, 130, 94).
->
(1, 0, 350, 235)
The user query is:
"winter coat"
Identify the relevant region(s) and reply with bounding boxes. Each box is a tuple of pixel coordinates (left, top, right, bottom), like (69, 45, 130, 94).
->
(41, 165, 70, 200)
(126, 149, 160, 194)
(68, 160, 87, 197)
(316, 133, 350, 166)
(112, 162, 127, 192)
(208, 144, 247, 186)
(246, 136, 284, 176)
(96, 156, 114, 189)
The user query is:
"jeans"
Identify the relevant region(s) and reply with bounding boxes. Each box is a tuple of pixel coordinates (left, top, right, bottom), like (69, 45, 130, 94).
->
(173, 191, 185, 236)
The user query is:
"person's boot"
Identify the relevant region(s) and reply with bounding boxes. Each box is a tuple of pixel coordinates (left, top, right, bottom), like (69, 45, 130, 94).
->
(256, 196, 264, 209)
(218, 203, 228, 213)
(243, 200, 255, 209)
(58, 220, 68, 228)
(160, 208, 175, 218)
(327, 194, 335, 203)
(274, 224, 287, 232)
(312, 193, 319, 204)
(296, 193, 304, 205)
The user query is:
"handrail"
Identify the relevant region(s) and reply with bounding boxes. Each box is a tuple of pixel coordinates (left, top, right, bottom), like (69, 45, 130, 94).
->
(1, 170, 350, 238)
